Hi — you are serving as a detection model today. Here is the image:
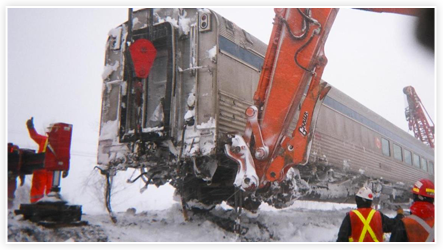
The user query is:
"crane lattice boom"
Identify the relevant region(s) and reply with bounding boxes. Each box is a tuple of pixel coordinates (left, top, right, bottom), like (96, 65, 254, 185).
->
(403, 86, 434, 148)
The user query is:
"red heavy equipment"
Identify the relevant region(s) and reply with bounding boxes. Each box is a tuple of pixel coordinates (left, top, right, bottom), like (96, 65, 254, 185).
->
(12, 123, 87, 227)
(403, 86, 435, 148)
(226, 8, 429, 192)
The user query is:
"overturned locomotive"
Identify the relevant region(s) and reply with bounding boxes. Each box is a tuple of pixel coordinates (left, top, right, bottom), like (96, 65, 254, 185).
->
(97, 8, 434, 214)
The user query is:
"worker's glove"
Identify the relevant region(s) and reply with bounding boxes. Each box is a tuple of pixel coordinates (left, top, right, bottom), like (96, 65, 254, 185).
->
(62, 170, 69, 178)
(26, 117, 34, 129)
(396, 206, 404, 215)
(19, 175, 26, 186)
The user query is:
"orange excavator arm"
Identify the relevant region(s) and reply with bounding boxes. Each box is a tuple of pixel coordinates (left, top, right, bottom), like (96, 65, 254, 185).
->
(253, 8, 339, 184)
(226, 8, 338, 190)
(225, 8, 425, 191)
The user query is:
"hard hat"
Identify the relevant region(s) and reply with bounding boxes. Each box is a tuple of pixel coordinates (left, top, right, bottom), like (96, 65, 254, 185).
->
(412, 179, 434, 198)
(356, 187, 374, 201)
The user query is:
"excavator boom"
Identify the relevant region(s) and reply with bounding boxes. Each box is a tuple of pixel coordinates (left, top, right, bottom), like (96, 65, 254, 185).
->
(226, 7, 427, 191)
(226, 8, 338, 189)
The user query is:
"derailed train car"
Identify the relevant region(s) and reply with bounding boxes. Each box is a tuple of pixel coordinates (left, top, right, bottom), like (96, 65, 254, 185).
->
(302, 87, 434, 206)
(97, 8, 434, 213)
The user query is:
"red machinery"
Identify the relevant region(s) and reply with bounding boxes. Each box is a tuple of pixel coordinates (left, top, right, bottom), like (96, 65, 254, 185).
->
(13, 122, 86, 227)
(45, 123, 73, 171)
(403, 86, 435, 148)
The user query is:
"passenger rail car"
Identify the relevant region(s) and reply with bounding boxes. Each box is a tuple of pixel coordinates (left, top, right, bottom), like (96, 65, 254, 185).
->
(97, 8, 434, 213)
(301, 87, 434, 207)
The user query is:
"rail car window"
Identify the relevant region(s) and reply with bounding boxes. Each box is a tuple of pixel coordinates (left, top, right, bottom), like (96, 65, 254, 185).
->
(382, 138, 390, 156)
(393, 144, 402, 161)
(219, 36, 264, 70)
(420, 157, 428, 172)
(145, 49, 168, 128)
(404, 149, 412, 165)
(413, 153, 420, 168)
(323, 96, 433, 161)
(429, 161, 434, 175)
(120, 22, 173, 142)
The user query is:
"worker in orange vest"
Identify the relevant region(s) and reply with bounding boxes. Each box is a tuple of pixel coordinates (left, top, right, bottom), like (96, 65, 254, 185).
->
(390, 179, 434, 242)
(26, 117, 53, 203)
(337, 186, 403, 242)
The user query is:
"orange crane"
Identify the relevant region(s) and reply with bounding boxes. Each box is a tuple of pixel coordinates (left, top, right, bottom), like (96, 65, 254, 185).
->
(403, 86, 435, 148)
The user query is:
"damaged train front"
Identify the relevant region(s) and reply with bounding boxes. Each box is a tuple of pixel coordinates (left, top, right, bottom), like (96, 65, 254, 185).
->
(96, 8, 220, 215)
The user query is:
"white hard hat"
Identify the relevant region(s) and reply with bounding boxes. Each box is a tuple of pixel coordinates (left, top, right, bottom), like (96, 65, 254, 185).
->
(356, 187, 374, 201)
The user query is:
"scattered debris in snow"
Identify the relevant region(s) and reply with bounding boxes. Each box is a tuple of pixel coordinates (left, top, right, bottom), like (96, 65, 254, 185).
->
(8, 211, 108, 242)
(8, 201, 366, 242)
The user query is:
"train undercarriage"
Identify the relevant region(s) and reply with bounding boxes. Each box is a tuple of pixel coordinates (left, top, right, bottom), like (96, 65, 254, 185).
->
(96, 137, 411, 222)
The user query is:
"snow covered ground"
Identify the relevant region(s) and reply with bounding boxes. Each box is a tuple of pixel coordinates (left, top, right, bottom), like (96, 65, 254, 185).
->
(7, 155, 401, 243)
(8, 201, 351, 242)
(8, 194, 402, 243)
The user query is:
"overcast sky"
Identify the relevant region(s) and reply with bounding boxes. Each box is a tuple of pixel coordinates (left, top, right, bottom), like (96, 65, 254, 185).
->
(4, 6, 437, 213)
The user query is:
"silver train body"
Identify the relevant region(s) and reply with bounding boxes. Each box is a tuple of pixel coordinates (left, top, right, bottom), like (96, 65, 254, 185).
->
(304, 87, 434, 205)
(97, 8, 434, 211)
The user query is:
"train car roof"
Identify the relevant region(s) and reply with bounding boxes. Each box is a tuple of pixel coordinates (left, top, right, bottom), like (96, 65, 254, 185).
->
(210, 9, 268, 56)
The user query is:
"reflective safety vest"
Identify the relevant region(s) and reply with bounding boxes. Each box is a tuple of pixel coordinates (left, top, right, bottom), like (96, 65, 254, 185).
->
(403, 215, 434, 242)
(349, 208, 383, 242)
